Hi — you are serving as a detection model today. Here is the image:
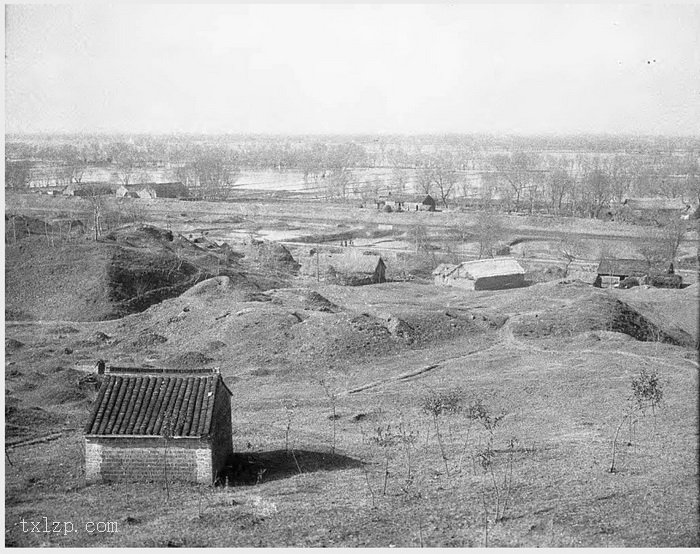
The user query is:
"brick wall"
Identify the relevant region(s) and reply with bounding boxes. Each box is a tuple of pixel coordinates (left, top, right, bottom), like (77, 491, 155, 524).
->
(84, 437, 212, 485)
(210, 388, 234, 483)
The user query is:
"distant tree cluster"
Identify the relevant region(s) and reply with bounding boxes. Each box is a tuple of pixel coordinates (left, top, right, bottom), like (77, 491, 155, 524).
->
(5, 134, 699, 214)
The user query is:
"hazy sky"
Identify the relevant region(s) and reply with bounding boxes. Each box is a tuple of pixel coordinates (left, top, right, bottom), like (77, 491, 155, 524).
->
(5, 4, 700, 135)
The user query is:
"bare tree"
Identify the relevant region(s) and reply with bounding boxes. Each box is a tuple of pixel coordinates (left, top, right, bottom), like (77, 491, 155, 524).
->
(544, 159, 574, 215)
(416, 167, 434, 196)
(475, 210, 505, 259)
(86, 192, 105, 241)
(579, 156, 612, 218)
(5, 160, 32, 189)
(433, 166, 459, 209)
(559, 236, 587, 277)
(110, 142, 143, 186)
(408, 222, 431, 253)
(390, 167, 409, 194)
(194, 149, 240, 201)
(638, 214, 688, 268)
(488, 152, 542, 213)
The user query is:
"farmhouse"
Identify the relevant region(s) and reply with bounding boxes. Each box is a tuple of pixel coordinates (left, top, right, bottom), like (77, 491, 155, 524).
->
(145, 182, 190, 199)
(327, 253, 386, 285)
(115, 185, 142, 198)
(84, 366, 233, 485)
(618, 197, 694, 223)
(376, 194, 437, 212)
(62, 183, 114, 197)
(433, 257, 526, 291)
(594, 259, 650, 288)
(305, 251, 386, 285)
(115, 182, 189, 199)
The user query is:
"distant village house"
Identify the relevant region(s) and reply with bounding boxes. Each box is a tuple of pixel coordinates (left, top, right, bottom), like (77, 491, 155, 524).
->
(594, 259, 651, 288)
(115, 182, 189, 199)
(62, 183, 114, 197)
(304, 250, 387, 286)
(617, 197, 695, 223)
(433, 257, 526, 291)
(376, 194, 436, 212)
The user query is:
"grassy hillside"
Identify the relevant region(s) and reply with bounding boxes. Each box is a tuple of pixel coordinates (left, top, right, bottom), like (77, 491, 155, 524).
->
(5, 275, 698, 547)
(4, 225, 293, 321)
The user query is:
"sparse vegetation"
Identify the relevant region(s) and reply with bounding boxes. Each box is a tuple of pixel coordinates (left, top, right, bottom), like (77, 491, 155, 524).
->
(3, 133, 698, 548)
(609, 367, 664, 474)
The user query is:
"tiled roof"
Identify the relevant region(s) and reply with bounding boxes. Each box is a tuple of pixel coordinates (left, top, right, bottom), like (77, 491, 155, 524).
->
(84, 372, 230, 437)
(597, 259, 650, 276)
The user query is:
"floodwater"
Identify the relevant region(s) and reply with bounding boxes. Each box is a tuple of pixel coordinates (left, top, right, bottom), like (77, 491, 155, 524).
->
(28, 165, 488, 197)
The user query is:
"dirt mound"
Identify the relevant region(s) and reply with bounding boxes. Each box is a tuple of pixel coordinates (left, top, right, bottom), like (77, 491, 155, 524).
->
(39, 368, 93, 405)
(268, 288, 340, 312)
(376, 312, 416, 343)
(247, 240, 300, 274)
(511, 294, 692, 346)
(5, 338, 24, 352)
(5, 214, 54, 241)
(181, 274, 260, 298)
(204, 340, 227, 352)
(5, 406, 62, 438)
(104, 225, 174, 247)
(132, 332, 168, 349)
(5, 224, 246, 321)
(164, 351, 215, 369)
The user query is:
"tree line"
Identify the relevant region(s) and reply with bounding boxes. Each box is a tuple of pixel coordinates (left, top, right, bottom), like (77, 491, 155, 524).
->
(6, 135, 700, 217)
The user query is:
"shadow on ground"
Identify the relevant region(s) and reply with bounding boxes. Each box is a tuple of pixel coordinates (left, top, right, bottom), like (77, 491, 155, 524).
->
(218, 449, 362, 486)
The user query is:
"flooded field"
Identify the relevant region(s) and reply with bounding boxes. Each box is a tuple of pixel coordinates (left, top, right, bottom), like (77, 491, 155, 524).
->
(27, 165, 488, 198)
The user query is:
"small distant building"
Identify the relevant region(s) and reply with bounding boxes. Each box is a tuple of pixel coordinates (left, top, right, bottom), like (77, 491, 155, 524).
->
(433, 257, 526, 291)
(136, 186, 158, 199)
(421, 194, 436, 212)
(305, 251, 387, 285)
(115, 182, 189, 199)
(618, 197, 694, 223)
(376, 194, 436, 212)
(84, 366, 233, 485)
(146, 182, 190, 199)
(62, 183, 114, 197)
(594, 259, 650, 288)
(403, 194, 437, 212)
(115, 185, 141, 198)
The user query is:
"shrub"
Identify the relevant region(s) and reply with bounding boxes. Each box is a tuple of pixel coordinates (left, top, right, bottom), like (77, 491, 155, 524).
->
(618, 276, 639, 289)
(649, 274, 682, 289)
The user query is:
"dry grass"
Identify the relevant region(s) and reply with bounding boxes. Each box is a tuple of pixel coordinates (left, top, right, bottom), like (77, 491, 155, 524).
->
(5, 194, 698, 546)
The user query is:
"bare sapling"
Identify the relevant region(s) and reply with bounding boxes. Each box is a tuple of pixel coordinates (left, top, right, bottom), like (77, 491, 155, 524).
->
(609, 367, 663, 473)
(468, 397, 516, 540)
(283, 399, 298, 454)
(358, 425, 377, 509)
(369, 423, 402, 495)
(397, 415, 418, 482)
(319, 378, 339, 454)
(420, 388, 464, 478)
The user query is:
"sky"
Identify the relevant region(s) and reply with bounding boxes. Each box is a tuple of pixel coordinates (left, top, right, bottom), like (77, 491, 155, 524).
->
(4, 3, 700, 136)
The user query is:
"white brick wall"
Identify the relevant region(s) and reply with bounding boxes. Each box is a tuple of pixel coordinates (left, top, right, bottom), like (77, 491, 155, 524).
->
(83, 437, 212, 484)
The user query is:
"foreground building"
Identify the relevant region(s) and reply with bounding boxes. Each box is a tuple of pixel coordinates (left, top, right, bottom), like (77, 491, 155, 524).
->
(433, 257, 526, 291)
(84, 366, 233, 485)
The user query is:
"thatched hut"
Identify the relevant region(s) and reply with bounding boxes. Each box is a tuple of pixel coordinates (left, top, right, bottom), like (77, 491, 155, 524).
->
(434, 257, 526, 291)
(310, 251, 387, 285)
